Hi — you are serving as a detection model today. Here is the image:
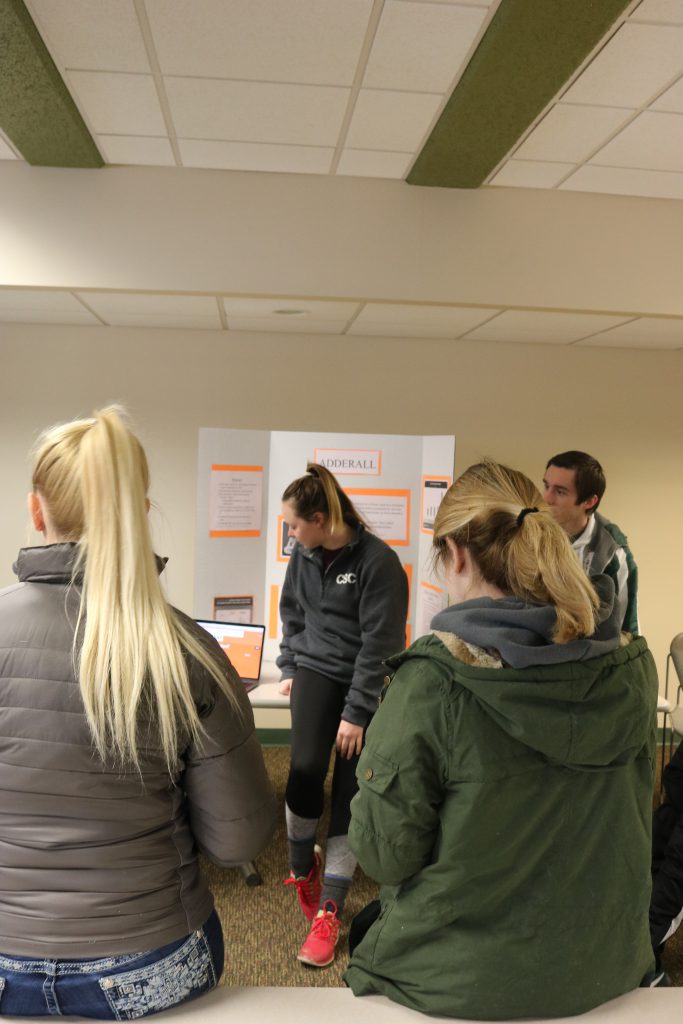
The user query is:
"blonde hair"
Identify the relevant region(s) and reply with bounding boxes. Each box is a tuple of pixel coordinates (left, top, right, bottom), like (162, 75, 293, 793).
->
(31, 406, 239, 770)
(433, 459, 599, 644)
(282, 463, 367, 535)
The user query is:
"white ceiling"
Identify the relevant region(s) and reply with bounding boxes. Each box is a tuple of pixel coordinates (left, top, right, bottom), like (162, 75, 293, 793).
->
(7, 0, 496, 180)
(3, 1, 683, 350)
(0, 0, 679, 203)
(490, 1, 683, 201)
(2, 288, 683, 349)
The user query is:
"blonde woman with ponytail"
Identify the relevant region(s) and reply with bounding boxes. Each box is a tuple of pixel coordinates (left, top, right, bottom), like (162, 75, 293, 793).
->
(0, 406, 276, 1019)
(346, 459, 659, 1018)
(278, 463, 408, 968)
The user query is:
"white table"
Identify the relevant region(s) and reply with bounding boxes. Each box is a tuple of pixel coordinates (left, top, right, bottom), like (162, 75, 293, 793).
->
(248, 660, 289, 709)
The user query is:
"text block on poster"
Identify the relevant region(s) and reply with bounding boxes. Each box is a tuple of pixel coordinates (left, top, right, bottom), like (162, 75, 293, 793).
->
(346, 488, 410, 546)
(209, 465, 263, 538)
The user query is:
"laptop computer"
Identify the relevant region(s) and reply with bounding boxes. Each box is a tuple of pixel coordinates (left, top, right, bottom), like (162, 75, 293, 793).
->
(195, 619, 265, 693)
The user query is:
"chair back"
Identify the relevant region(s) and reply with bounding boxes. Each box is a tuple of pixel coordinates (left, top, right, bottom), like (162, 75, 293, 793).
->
(671, 634, 683, 691)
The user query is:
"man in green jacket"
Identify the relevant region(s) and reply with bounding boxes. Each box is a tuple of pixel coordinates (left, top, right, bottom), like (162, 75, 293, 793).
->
(542, 450, 639, 635)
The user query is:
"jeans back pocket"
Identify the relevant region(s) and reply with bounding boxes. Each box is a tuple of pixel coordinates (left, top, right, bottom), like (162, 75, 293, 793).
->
(99, 929, 216, 1021)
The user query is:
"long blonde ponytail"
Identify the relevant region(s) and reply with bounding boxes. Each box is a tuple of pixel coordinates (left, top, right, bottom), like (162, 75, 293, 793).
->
(31, 406, 239, 770)
(433, 459, 600, 643)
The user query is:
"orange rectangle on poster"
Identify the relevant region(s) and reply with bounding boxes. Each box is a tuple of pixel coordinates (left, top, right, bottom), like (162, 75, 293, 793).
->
(346, 487, 410, 546)
(421, 580, 444, 594)
(268, 584, 279, 640)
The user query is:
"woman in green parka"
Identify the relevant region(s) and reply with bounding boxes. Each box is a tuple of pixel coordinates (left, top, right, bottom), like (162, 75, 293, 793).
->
(344, 459, 658, 1020)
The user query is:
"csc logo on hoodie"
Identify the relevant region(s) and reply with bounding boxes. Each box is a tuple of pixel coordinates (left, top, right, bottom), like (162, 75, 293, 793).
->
(336, 573, 357, 585)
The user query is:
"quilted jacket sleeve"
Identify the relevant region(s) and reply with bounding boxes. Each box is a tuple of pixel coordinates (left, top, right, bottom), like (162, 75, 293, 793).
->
(183, 661, 277, 867)
(348, 658, 449, 886)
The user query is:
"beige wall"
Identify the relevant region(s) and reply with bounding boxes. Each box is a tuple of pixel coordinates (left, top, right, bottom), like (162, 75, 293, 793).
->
(1, 322, 681, 692)
(4, 162, 683, 316)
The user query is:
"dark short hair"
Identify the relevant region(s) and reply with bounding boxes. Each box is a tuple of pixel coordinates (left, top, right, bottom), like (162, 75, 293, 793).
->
(545, 451, 606, 511)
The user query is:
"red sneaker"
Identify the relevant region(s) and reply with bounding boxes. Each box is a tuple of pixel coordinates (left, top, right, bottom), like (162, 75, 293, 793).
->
(297, 900, 341, 968)
(283, 845, 322, 921)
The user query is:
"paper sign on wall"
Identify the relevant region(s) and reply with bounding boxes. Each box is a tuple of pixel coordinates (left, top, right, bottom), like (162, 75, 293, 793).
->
(209, 465, 263, 538)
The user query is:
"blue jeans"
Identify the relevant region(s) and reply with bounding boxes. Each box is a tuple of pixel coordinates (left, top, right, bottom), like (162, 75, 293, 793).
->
(0, 911, 223, 1019)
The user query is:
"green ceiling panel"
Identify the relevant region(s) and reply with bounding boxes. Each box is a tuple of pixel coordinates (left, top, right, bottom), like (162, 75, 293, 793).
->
(408, 0, 632, 189)
(0, 0, 102, 167)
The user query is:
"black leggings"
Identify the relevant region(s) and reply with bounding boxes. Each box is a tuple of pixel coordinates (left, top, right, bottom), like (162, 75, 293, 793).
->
(285, 666, 361, 839)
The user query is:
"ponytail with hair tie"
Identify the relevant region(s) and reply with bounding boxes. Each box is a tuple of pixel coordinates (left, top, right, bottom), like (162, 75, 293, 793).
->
(516, 507, 538, 527)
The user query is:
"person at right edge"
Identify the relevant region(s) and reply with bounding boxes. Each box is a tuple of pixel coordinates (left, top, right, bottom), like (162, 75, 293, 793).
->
(344, 459, 658, 1019)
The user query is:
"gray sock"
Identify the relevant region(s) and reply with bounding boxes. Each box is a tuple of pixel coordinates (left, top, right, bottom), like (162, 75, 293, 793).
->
(285, 804, 319, 877)
(320, 835, 357, 917)
(320, 874, 352, 917)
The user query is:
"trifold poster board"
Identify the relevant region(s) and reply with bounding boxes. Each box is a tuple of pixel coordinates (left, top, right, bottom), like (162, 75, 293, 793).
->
(195, 430, 455, 663)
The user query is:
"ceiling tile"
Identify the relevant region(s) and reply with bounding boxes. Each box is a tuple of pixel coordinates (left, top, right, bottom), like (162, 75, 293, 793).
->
(513, 104, 633, 163)
(490, 160, 575, 188)
(0, 289, 98, 323)
(590, 110, 683, 172)
(563, 23, 683, 108)
(336, 149, 412, 178)
(462, 310, 632, 345)
(345, 90, 442, 150)
(560, 163, 683, 198)
(226, 316, 346, 334)
(223, 298, 359, 318)
(165, 79, 349, 146)
(576, 317, 683, 349)
(349, 303, 498, 337)
(630, 1, 683, 24)
(363, 1, 487, 93)
(146, 0, 372, 85)
(27, 0, 150, 73)
(98, 135, 175, 166)
(179, 139, 333, 174)
(79, 293, 221, 324)
(651, 76, 683, 112)
(66, 72, 166, 135)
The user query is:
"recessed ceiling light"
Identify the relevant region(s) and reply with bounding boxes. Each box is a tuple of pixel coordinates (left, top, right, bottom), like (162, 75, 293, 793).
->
(273, 308, 309, 316)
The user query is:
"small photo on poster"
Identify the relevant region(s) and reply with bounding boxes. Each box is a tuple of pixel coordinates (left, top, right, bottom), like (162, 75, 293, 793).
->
(421, 477, 450, 533)
(277, 515, 296, 562)
(213, 595, 254, 624)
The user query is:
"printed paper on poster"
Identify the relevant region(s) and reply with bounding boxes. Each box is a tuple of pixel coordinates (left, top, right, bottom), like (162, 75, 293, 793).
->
(209, 465, 263, 537)
(213, 595, 254, 624)
(346, 488, 410, 546)
(418, 581, 447, 638)
(421, 476, 451, 534)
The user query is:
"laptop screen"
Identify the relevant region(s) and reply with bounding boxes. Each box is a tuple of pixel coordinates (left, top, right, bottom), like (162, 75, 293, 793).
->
(195, 619, 265, 683)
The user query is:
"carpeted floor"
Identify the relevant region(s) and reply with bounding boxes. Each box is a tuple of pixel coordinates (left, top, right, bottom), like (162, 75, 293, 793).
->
(204, 745, 683, 988)
(203, 746, 378, 987)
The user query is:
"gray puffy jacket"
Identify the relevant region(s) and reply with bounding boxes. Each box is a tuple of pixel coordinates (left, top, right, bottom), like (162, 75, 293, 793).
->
(0, 544, 277, 958)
